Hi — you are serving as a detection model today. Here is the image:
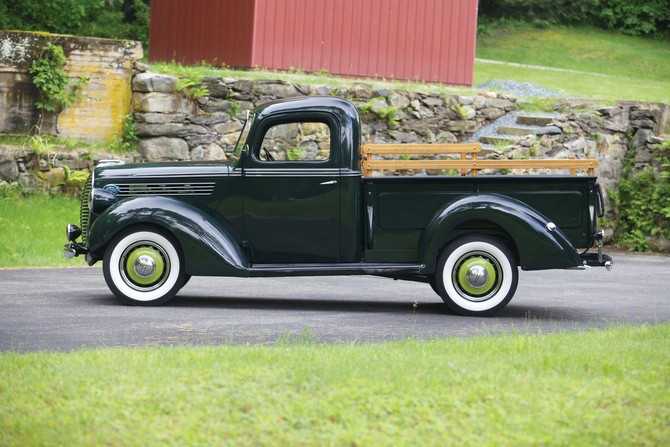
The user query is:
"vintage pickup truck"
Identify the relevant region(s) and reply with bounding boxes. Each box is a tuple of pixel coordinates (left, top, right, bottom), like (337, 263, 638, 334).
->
(64, 96, 612, 316)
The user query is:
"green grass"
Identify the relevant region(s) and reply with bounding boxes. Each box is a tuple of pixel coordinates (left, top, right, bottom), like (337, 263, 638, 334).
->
(0, 192, 86, 268)
(476, 27, 670, 82)
(1, 324, 668, 446)
(475, 26, 670, 103)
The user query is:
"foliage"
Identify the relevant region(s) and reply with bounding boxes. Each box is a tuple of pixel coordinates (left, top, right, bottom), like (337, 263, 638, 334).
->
(1, 325, 669, 444)
(611, 144, 670, 251)
(358, 98, 399, 126)
(478, 0, 670, 40)
(375, 106, 399, 126)
(451, 104, 469, 120)
(26, 133, 54, 155)
(58, 166, 90, 196)
(176, 70, 209, 101)
(0, 0, 150, 49)
(358, 100, 374, 115)
(28, 42, 88, 114)
(108, 114, 139, 154)
(227, 100, 241, 117)
(286, 147, 304, 161)
(175, 68, 209, 116)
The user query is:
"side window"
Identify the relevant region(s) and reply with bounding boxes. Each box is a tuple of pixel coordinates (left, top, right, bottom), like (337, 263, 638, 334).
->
(259, 122, 331, 161)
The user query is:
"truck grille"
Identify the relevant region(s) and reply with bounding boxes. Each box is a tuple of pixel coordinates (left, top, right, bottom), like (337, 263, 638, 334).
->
(80, 174, 92, 246)
(114, 182, 215, 196)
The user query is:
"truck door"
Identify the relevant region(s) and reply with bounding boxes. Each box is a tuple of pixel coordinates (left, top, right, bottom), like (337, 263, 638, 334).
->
(242, 118, 341, 264)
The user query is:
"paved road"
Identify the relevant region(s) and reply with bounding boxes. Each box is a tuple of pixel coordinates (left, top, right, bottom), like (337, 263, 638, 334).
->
(1, 252, 668, 352)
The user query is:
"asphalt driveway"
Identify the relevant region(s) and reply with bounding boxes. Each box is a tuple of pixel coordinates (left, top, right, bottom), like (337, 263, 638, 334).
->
(1, 251, 668, 352)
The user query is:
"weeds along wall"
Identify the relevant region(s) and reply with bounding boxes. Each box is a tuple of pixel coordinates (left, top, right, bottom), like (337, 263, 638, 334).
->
(0, 64, 668, 250)
(0, 31, 142, 143)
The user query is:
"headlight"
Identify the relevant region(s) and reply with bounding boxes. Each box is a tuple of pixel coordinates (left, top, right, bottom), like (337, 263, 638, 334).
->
(67, 224, 82, 242)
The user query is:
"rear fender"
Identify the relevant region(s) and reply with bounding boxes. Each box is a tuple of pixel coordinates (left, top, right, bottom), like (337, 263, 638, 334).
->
(420, 194, 580, 274)
(88, 196, 248, 277)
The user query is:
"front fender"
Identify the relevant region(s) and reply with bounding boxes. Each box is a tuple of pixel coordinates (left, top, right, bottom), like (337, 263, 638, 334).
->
(420, 194, 580, 274)
(88, 196, 248, 277)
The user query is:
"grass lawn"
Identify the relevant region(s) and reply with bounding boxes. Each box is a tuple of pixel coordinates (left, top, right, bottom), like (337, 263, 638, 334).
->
(0, 193, 86, 268)
(475, 26, 670, 103)
(476, 26, 670, 82)
(1, 324, 668, 446)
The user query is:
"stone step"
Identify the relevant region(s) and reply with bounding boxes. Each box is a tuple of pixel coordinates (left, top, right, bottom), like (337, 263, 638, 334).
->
(516, 116, 554, 126)
(497, 126, 535, 136)
(479, 147, 501, 157)
(480, 135, 515, 146)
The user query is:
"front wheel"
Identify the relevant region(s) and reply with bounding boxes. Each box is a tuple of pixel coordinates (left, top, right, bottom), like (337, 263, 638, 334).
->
(435, 234, 518, 316)
(103, 226, 185, 305)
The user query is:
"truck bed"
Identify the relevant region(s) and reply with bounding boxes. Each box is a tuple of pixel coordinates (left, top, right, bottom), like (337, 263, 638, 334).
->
(365, 175, 597, 264)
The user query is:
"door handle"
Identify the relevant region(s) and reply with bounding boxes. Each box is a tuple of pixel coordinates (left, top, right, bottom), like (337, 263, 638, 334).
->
(319, 180, 337, 185)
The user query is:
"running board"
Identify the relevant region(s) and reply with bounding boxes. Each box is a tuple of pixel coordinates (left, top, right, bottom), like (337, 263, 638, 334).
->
(249, 263, 422, 277)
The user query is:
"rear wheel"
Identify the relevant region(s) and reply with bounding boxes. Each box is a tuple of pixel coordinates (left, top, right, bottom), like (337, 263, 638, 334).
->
(435, 234, 518, 316)
(103, 226, 185, 306)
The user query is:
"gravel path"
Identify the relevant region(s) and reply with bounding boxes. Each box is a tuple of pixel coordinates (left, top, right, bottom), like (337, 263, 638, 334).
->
(477, 79, 569, 98)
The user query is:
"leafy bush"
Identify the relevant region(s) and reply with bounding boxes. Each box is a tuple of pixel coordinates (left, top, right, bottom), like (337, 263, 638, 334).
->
(0, 0, 150, 49)
(478, 0, 670, 39)
(29, 42, 87, 113)
(108, 114, 139, 154)
(611, 143, 670, 251)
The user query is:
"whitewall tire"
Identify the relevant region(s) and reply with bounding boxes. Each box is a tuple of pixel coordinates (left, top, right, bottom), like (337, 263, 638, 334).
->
(435, 234, 518, 316)
(103, 226, 185, 306)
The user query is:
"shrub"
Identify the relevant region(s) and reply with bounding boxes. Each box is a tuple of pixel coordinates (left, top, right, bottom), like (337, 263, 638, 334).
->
(478, 0, 670, 39)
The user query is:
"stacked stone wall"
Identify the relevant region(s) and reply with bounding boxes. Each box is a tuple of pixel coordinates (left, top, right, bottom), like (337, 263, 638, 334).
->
(1, 63, 668, 248)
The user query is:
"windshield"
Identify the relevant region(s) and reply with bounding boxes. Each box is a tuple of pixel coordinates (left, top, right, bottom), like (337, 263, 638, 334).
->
(231, 112, 255, 161)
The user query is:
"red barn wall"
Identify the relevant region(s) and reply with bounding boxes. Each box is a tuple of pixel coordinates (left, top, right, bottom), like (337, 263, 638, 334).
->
(251, 0, 477, 85)
(149, 0, 478, 85)
(148, 0, 255, 67)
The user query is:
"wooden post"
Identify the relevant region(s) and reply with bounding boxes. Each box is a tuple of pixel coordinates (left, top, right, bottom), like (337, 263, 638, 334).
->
(588, 157, 595, 176)
(472, 152, 478, 177)
(570, 156, 576, 176)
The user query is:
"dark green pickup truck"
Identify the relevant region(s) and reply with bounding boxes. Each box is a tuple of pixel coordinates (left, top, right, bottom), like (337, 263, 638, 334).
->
(64, 96, 612, 316)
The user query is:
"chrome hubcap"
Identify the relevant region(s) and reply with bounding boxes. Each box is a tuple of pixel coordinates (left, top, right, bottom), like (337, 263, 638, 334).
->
(120, 241, 170, 291)
(466, 265, 489, 288)
(133, 255, 156, 278)
(452, 251, 502, 302)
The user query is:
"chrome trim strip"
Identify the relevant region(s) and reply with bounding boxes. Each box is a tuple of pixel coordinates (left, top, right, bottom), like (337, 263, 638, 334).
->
(129, 173, 228, 179)
(243, 168, 362, 178)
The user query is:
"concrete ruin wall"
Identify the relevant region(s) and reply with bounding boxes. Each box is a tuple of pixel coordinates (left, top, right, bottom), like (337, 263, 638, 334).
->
(0, 31, 142, 143)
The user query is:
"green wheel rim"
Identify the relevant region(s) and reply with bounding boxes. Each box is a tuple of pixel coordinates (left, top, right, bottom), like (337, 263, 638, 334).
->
(456, 256, 497, 296)
(125, 246, 165, 286)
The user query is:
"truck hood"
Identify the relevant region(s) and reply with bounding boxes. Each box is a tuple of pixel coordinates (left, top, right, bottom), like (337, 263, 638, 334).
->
(94, 161, 233, 181)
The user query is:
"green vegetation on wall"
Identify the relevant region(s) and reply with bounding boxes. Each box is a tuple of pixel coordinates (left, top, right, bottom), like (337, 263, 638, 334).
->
(29, 42, 88, 116)
(611, 142, 670, 251)
(0, 0, 150, 49)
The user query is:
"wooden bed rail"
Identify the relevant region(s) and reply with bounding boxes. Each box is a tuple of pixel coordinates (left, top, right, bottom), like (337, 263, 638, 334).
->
(361, 142, 598, 177)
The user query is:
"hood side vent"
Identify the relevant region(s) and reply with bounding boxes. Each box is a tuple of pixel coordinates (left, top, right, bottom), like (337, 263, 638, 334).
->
(115, 182, 215, 196)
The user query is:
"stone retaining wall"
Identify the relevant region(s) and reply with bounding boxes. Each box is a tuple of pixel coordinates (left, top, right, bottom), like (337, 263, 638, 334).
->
(128, 68, 518, 164)
(1, 66, 668, 247)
